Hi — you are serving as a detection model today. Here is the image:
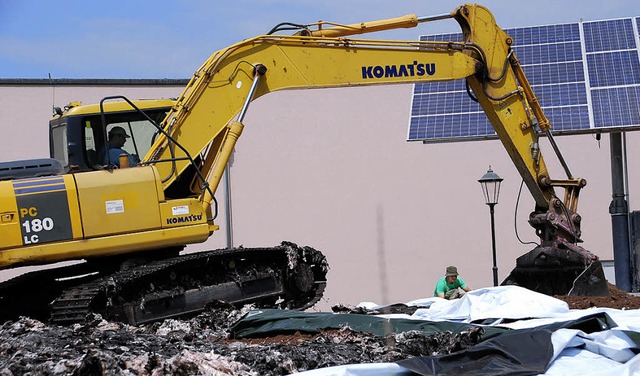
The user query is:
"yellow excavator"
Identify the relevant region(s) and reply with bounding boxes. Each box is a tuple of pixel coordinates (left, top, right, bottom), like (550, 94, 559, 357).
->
(0, 4, 608, 325)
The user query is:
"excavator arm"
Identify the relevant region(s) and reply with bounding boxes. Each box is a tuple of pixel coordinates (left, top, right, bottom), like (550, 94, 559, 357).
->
(454, 6, 605, 295)
(146, 31, 481, 195)
(143, 4, 605, 296)
(142, 4, 605, 296)
(456, 6, 587, 239)
(145, 6, 562, 218)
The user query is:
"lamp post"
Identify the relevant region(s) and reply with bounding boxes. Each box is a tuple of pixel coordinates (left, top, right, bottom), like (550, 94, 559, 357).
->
(478, 166, 503, 286)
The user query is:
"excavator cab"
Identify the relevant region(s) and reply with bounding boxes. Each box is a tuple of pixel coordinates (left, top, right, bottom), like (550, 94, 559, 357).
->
(49, 100, 174, 172)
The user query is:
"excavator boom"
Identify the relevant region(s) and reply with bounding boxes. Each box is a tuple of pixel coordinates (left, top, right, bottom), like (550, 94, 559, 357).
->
(143, 4, 606, 296)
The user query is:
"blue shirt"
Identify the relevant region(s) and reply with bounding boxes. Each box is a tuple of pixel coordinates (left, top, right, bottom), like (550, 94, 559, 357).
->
(107, 147, 138, 167)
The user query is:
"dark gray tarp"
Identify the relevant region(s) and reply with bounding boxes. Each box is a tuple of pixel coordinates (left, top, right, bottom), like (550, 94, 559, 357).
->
(397, 330, 553, 375)
(398, 313, 639, 376)
(229, 309, 508, 339)
(229, 309, 617, 340)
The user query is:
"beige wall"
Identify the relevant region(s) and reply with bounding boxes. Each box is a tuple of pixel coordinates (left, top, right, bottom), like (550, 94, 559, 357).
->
(0, 84, 638, 310)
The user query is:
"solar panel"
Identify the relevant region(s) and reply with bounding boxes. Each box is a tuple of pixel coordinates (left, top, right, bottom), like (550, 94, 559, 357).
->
(408, 16, 640, 142)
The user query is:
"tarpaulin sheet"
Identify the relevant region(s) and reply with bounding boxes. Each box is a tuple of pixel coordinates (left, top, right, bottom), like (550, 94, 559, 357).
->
(229, 297, 632, 375)
(229, 309, 508, 339)
(229, 287, 640, 375)
(399, 325, 640, 375)
(229, 309, 617, 341)
(407, 286, 570, 323)
(397, 329, 553, 375)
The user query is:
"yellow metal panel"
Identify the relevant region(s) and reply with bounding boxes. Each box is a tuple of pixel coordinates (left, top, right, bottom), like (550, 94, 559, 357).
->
(62, 174, 83, 239)
(55, 99, 175, 118)
(0, 181, 22, 248)
(74, 166, 162, 237)
(159, 198, 206, 228)
(0, 223, 211, 268)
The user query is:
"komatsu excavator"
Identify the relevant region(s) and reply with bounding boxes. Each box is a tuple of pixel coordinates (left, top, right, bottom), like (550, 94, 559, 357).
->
(0, 4, 608, 325)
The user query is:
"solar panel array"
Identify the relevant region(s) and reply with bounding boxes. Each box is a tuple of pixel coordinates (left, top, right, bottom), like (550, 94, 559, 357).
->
(408, 17, 640, 142)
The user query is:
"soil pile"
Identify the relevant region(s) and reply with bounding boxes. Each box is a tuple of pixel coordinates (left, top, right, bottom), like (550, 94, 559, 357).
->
(555, 283, 640, 310)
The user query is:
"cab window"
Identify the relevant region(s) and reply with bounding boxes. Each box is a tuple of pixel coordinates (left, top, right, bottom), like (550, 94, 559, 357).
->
(106, 119, 157, 159)
(51, 124, 68, 168)
(82, 109, 168, 168)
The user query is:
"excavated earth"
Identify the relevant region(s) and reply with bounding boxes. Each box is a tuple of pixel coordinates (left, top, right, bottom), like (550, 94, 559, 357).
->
(554, 283, 640, 310)
(0, 284, 639, 375)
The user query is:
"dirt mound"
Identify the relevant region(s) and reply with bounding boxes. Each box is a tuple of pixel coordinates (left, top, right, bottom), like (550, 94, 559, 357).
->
(554, 283, 640, 310)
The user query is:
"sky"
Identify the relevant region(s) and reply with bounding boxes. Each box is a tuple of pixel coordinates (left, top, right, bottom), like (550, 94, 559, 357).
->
(0, 0, 637, 79)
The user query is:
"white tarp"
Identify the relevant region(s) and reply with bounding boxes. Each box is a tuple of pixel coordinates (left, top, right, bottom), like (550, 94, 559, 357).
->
(544, 328, 640, 375)
(406, 285, 570, 322)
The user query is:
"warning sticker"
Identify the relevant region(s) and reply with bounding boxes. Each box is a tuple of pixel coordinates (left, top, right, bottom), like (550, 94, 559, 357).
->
(106, 199, 125, 214)
(172, 205, 190, 216)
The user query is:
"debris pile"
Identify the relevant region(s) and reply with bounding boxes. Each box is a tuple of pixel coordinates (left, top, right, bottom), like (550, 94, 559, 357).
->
(1, 285, 639, 375)
(0, 305, 481, 375)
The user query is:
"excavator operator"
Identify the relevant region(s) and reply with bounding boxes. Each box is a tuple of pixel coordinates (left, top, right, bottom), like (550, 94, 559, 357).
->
(106, 126, 138, 168)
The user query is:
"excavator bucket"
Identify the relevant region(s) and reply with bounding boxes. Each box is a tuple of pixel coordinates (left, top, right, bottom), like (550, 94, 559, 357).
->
(502, 243, 609, 296)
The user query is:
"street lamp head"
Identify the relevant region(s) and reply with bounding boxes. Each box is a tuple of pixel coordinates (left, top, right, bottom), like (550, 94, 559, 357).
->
(478, 166, 503, 205)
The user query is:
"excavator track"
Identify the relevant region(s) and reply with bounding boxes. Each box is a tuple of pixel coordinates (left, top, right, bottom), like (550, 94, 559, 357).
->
(1, 242, 328, 326)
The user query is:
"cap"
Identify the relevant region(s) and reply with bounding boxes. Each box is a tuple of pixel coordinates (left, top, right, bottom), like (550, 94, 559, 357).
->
(109, 126, 130, 138)
(446, 266, 458, 276)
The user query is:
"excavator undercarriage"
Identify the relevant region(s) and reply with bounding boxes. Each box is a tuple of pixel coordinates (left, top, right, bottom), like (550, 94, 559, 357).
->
(0, 242, 328, 325)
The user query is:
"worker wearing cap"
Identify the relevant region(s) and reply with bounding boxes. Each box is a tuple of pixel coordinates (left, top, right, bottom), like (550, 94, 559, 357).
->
(434, 266, 471, 300)
(107, 126, 139, 168)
